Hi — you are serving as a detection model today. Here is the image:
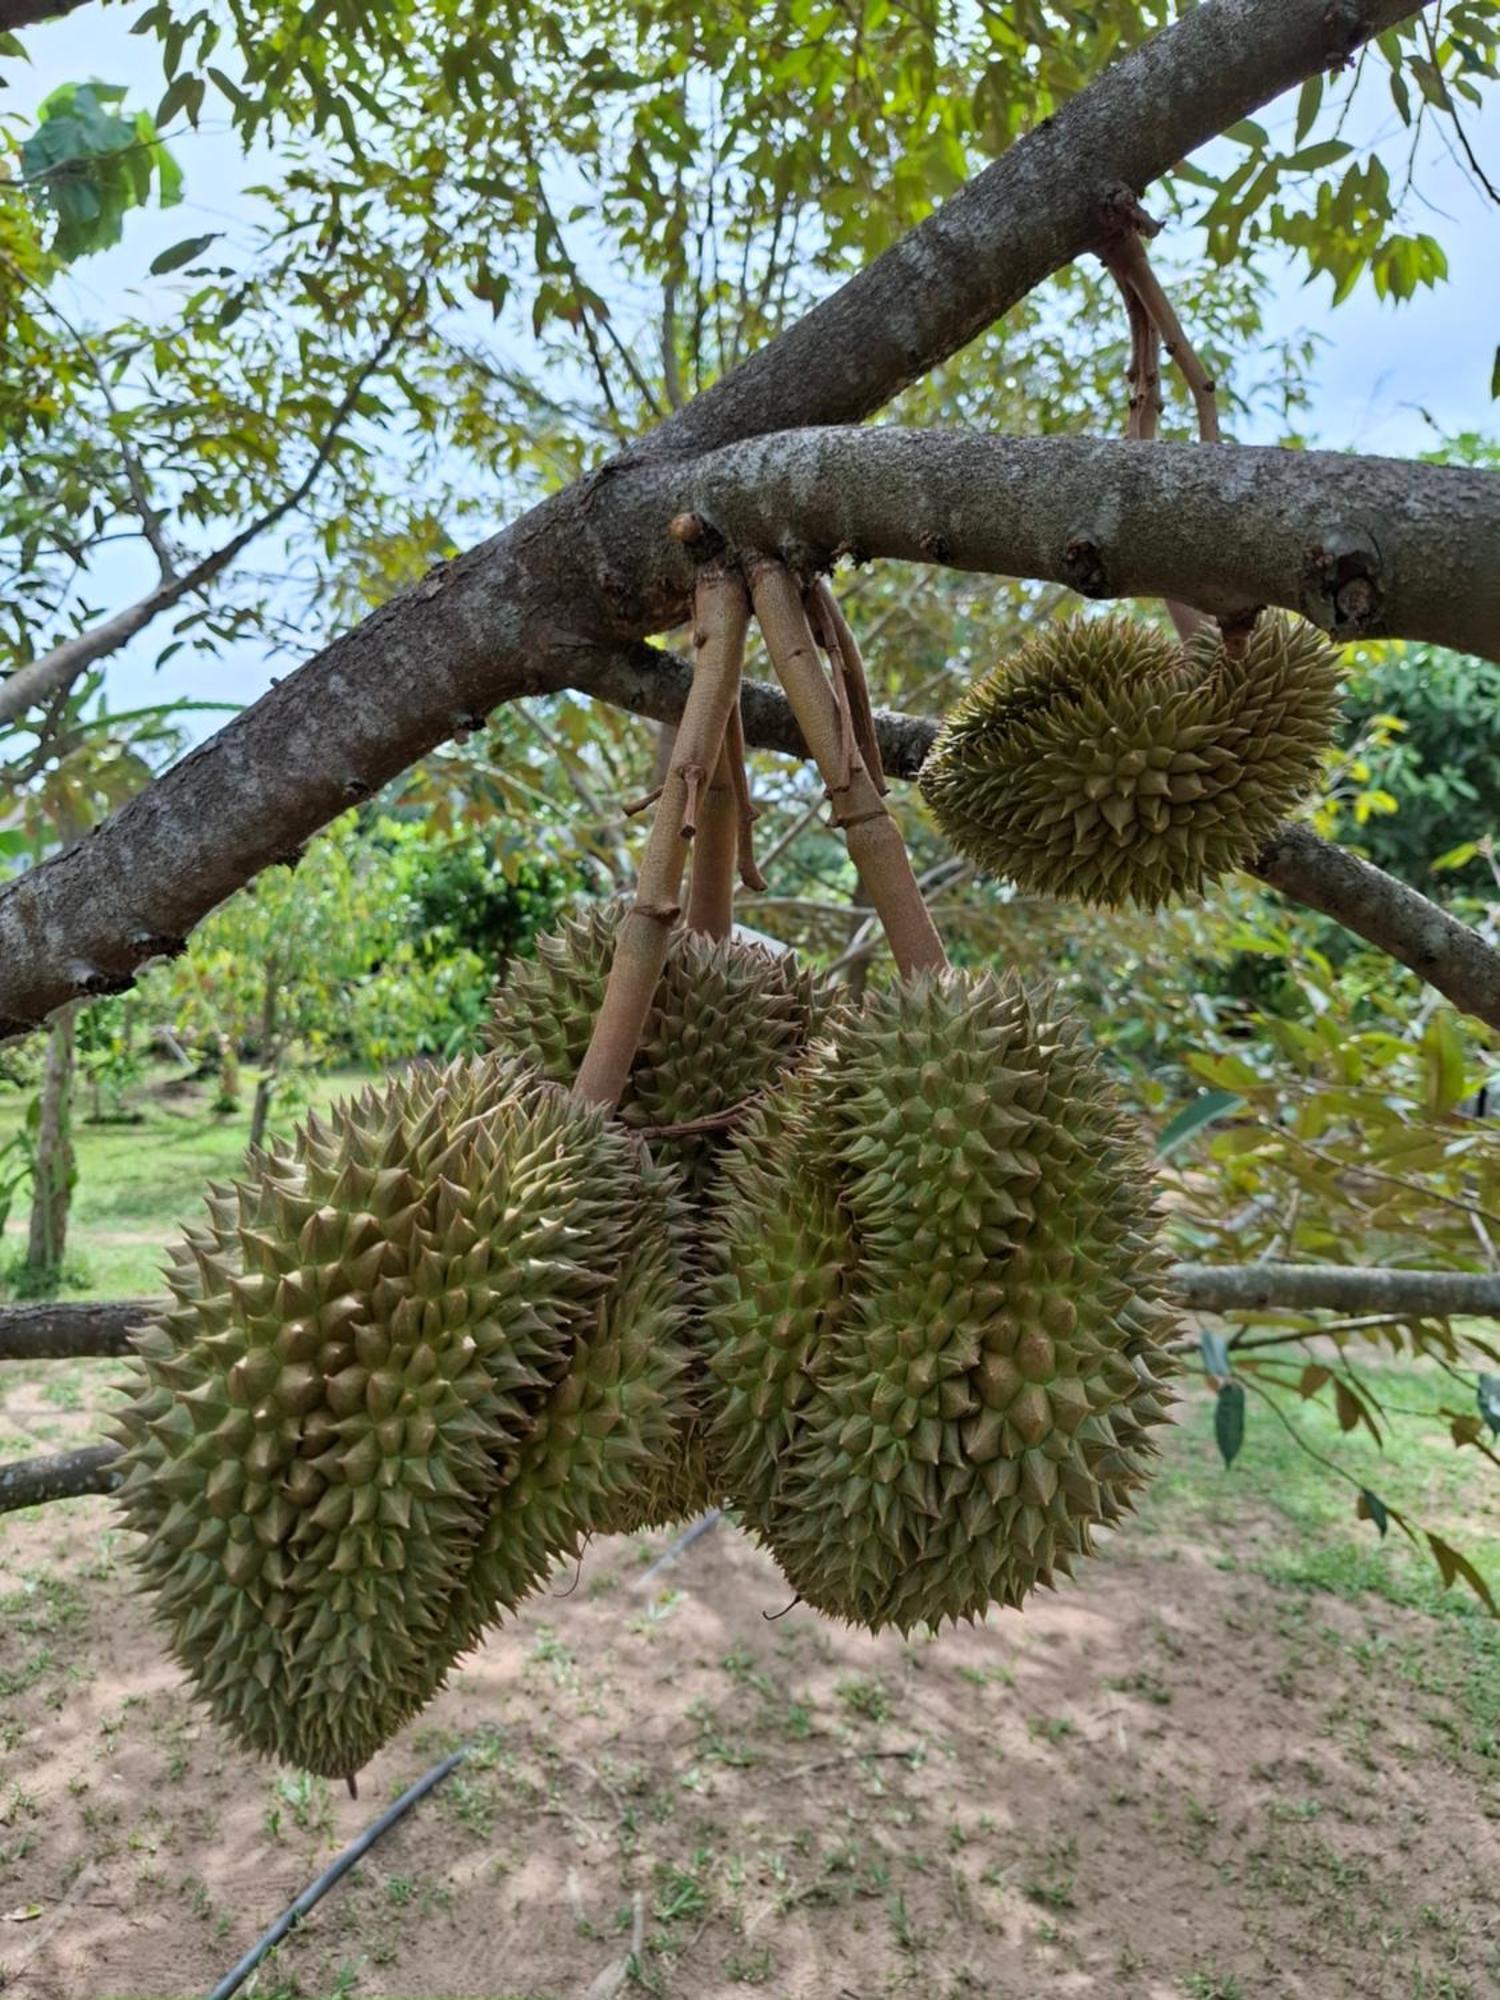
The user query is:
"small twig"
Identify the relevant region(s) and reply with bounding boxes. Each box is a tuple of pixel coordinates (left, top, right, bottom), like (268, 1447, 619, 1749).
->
(636, 1096, 761, 1140)
(723, 701, 767, 892)
(809, 579, 888, 795)
(783, 1747, 924, 1781)
(621, 783, 665, 818)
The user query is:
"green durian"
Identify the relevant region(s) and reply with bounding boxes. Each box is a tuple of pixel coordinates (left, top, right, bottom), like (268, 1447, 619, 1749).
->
(489, 901, 838, 1528)
(919, 612, 1343, 907)
(112, 1056, 689, 1777)
(488, 901, 836, 1195)
(704, 972, 1179, 1633)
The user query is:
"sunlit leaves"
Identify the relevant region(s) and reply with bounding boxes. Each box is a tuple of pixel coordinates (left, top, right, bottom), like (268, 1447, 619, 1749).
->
(18, 84, 182, 263)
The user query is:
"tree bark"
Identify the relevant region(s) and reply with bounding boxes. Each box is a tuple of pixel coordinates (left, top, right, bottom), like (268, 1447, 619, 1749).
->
(0, 1442, 119, 1515)
(0, 1298, 151, 1359)
(2, 432, 1493, 1042)
(1170, 1263, 1500, 1316)
(24, 1002, 77, 1284)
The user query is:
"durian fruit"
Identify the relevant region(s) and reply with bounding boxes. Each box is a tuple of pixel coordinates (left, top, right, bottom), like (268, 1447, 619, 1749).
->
(440, 1151, 691, 1650)
(919, 612, 1343, 907)
(489, 901, 838, 1528)
(112, 1056, 689, 1777)
(489, 901, 835, 1195)
(703, 972, 1178, 1633)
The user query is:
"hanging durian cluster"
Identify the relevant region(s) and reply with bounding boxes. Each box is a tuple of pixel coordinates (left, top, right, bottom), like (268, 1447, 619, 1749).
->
(919, 612, 1343, 907)
(702, 972, 1177, 1631)
(111, 1056, 690, 1778)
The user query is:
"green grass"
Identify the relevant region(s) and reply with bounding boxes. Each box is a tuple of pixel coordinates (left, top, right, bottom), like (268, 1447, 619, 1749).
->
(1145, 1359, 1500, 1622)
(0, 1065, 376, 1298)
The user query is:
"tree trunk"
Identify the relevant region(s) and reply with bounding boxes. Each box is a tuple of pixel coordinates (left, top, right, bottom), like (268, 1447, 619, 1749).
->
(24, 1004, 78, 1288)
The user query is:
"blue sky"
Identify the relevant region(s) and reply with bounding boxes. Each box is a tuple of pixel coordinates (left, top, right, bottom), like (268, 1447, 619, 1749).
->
(8, 8, 1498, 739)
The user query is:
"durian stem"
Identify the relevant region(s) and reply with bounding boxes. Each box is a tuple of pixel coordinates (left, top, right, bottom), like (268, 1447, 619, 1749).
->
(1110, 231, 1221, 445)
(574, 567, 752, 1109)
(749, 560, 948, 980)
(808, 580, 888, 794)
(685, 735, 739, 939)
(725, 701, 767, 893)
(1111, 261, 1206, 649)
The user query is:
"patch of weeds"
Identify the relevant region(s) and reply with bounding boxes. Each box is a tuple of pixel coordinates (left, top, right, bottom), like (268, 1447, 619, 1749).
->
(837, 1677, 890, 1724)
(1027, 1715, 1074, 1744)
(724, 1944, 774, 1984)
(1104, 1669, 1173, 1706)
(1182, 1974, 1243, 2000)
(956, 1662, 1014, 1689)
(653, 1855, 709, 1923)
(886, 1891, 920, 1952)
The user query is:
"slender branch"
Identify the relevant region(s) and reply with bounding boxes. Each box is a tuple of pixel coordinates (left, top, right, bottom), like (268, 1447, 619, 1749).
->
(1170, 1263, 1500, 1316)
(0, 1297, 150, 1359)
(572, 568, 751, 1108)
(1254, 823, 1500, 1029)
(750, 560, 947, 979)
(0, 294, 421, 728)
(0, 1442, 119, 1515)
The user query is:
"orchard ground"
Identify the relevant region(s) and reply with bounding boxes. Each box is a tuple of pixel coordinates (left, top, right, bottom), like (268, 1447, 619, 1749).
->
(0, 1075, 1495, 2000)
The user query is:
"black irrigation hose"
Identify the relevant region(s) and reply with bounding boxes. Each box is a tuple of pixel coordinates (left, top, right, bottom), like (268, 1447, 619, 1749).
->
(205, 1750, 467, 2000)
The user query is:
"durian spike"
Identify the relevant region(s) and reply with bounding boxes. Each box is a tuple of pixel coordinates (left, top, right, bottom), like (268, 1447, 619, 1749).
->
(749, 559, 948, 980)
(574, 565, 751, 1111)
(685, 732, 740, 939)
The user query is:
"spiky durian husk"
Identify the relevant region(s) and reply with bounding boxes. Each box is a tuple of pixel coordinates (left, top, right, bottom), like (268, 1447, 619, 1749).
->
(441, 1154, 691, 1645)
(488, 901, 836, 1195)
(489, 902, 838, 1529)
(919, 613, 1343, 907)
(703, 973, 1179, 1633)
(112, 1056, 689, 1777)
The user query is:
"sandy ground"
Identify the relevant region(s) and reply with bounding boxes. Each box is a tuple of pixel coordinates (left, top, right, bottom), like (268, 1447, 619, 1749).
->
(1, 1367, 1496, 2000)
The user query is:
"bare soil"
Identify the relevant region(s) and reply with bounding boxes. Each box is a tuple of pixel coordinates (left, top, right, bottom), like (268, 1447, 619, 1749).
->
(1, 1368, 1496, 2000)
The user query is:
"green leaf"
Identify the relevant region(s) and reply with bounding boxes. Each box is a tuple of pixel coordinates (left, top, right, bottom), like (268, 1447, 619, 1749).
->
(1285, 140, 1351, 171)
(1199, 1329, 1232, 1380)
(1214, 1381, 1246, 1467)
(149, 232, 219, 274)
(1492, 345, 1500, 399)
(1156, 1089, 1242, 1158)
(1294, 73, 1323, 143)
(1478, 1374, 1500, 1437)
(1356, 1488, 1389, 1538)
(1426, 1532, 1497, 1614)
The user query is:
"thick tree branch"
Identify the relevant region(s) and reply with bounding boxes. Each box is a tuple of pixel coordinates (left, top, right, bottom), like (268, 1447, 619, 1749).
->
(0, 0, 1448, 1034)
(0, 297, 420, 728)
(0, 1298, 151, 1360)
(2, 432, 1496, 1037)
(0, 1441, 119, 1514)
(0, 0, 87, 27)
(655, 432, 1500, 659)
(1170, 1263, 1500, 1316)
